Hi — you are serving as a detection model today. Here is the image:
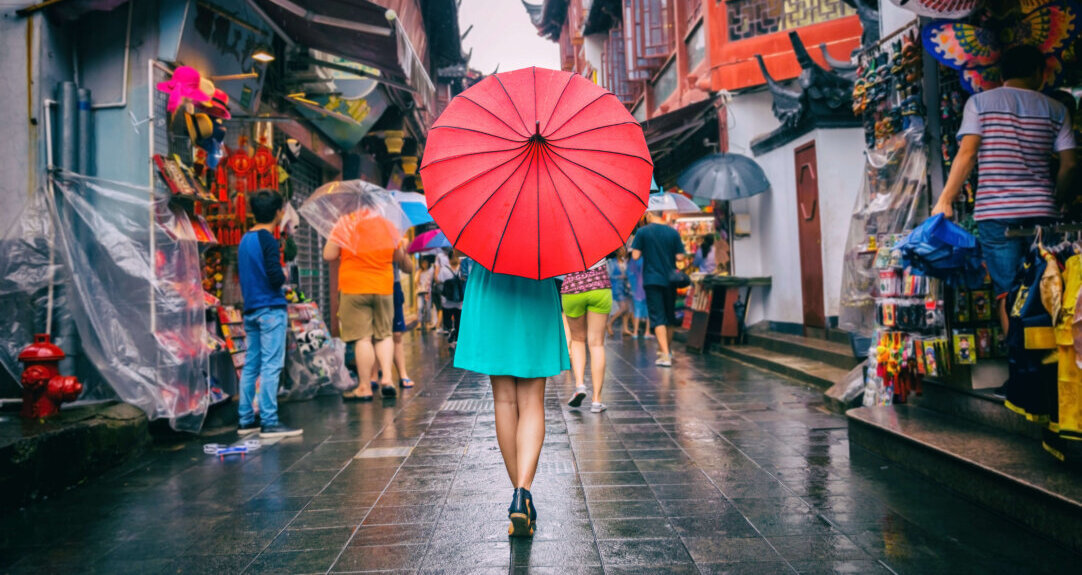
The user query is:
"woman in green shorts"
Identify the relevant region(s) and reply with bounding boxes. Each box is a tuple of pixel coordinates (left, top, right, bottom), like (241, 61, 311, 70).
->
(561, 261, 612, 414)
(454, 264, 570, 537)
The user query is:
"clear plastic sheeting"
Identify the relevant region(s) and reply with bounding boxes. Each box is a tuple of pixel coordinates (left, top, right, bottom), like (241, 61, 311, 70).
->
(49, 172, 209, 431)
(839, 131, 929, 338)
(297, 180, 410, 255)
(0, 192, 62, 388)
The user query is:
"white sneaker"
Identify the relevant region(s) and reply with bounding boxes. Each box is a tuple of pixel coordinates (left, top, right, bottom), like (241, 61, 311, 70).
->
(655, 354, 672, 367)
(590, 402, 607, 413)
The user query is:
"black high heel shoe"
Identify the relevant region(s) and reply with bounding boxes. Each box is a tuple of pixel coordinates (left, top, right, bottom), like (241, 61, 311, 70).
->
(507, 488, 534, 537)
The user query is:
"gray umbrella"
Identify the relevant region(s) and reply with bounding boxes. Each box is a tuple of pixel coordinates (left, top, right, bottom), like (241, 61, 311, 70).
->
(677, 153, 771, 201)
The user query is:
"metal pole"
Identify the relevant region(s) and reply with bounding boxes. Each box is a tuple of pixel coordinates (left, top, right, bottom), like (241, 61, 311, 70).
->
(43, 99, 55, 336)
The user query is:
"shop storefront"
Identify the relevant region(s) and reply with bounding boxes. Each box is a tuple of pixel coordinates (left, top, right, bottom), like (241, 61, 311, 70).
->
(841, 2, 1082, 462)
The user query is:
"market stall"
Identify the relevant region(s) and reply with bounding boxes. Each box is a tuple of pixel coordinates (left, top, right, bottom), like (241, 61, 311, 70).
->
(842, 2, 1082, 461)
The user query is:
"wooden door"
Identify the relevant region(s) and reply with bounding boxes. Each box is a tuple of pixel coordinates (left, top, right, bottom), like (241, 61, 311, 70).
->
(794, 142, 825, 329)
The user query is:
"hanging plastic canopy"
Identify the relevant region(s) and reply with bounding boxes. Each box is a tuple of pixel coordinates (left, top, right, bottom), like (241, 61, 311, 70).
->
(48, 172, 209, 431)
(838, 130, 929, 339)
(297, 180, 410, 255)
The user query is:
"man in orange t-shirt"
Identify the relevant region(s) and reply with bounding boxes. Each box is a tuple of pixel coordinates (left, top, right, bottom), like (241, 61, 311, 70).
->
(324, 212, 410, 399)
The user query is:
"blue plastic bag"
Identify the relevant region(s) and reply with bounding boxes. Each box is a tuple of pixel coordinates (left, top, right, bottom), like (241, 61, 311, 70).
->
(896, 214, 984, 287)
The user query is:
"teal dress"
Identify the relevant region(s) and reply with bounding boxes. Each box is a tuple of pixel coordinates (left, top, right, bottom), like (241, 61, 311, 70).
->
(454, 265, 570, 378)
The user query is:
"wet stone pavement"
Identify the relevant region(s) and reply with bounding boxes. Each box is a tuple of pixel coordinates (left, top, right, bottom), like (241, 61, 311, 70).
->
(2, 333, 1080, 574)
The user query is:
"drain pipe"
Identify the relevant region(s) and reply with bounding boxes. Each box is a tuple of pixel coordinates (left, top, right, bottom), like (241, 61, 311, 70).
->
(58, 82, 76, 172)
(77, 88, 90, 174)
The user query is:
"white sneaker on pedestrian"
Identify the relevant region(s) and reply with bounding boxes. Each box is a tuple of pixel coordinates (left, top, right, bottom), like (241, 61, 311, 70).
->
(590, 402, 607, 413)
(568, 386, 587, 407)
(655, 354, 672, 367)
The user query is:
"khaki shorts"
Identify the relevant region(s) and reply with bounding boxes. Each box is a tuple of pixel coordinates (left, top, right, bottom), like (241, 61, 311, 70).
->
(339, 293, 394, 342)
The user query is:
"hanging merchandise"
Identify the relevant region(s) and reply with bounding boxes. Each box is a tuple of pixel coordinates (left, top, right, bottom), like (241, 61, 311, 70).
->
(922, 1, 1082, 93)
(156, 65, 214, 114)
(894, 213, 986, 287)
(853, 27, 925, 149)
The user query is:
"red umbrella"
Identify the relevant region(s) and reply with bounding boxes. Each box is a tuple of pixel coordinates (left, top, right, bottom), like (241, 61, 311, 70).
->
(419, 67, 652, 279)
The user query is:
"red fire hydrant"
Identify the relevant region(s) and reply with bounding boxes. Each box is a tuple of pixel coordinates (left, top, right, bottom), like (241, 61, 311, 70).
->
(18, 334, 82, 419)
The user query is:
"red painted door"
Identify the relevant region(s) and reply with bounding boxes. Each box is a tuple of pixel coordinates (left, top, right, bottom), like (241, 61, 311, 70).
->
(794, 142, 825, 329)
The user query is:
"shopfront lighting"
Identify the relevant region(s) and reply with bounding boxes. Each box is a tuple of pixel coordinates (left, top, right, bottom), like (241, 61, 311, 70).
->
(252, 46, 275, 63)
(384, 130, 405, 154)
(401, 156, 418, 175)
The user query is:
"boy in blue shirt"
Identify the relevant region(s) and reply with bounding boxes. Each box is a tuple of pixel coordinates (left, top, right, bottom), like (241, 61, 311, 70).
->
(237, 190, 302, 438)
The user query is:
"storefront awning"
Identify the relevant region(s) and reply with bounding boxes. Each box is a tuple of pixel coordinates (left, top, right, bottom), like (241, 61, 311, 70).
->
(250, 0, 435, 110)
(640, 99, 717, 187)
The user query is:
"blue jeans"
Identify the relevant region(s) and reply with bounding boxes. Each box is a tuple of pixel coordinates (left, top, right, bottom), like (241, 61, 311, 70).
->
(239, 306, 287, 427)
(977, 219, 1053, 298)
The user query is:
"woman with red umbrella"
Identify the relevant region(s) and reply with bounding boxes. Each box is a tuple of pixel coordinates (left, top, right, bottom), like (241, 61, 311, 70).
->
(420, 67, 651, 536)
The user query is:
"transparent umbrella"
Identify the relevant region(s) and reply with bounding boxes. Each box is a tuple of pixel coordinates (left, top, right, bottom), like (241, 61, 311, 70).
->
(297, 180, 410, 254)
(647, 192, 701, 213)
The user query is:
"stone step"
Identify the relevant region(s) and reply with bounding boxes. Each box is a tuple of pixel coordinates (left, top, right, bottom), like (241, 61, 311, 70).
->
(848, 405, 1082, 554)
(0, 402, 148, 512)
(712, 344, 851, 391)
(914, 379, 1043, 440)
(745, 329, 860, 371)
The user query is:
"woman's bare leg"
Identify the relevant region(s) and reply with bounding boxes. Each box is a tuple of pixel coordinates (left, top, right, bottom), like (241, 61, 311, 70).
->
(565, 314, 587, 389)
(491, 375, 519, 486)
(514, 377, 546, 489)
(586, 311, 608, 404)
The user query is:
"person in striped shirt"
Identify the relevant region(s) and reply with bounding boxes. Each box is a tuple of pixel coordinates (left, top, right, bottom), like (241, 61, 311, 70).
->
(931, 45, 1077, 336)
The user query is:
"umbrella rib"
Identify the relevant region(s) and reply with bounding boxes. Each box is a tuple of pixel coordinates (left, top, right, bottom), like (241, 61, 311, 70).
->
(544, 121, 645, 144)
(535, 130, 541, 280)
(446, 143, 536, 247)
(428, 146, 533, 212)
(454, 95, 530, 139)
(489, 143, 537, 272)
(543, 92, 609, 139)
(493, 75, 532, 137)
(429, 124, 525, 143)
(545, 147, 648, 208)
(544, 143, 654, 166)
(420, 142, 530, 170)
(541, 145, 625, 252)
(540, 148, 588, 271)
(540, 73, 576, 135)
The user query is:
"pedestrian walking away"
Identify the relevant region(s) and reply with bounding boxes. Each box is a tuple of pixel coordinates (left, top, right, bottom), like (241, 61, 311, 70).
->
(562, 260, 612, 413)
(607, 246, 635, 338)
(370, 257, 415, 390)
(415, 257, 436, 329)
(325, 214, 412, 399)
(626, 250, 651, 338)
(236, 190, 302, 438)
(453, 265, 570, 536)
(438, 252, 467, 348)
(632, 212, 686, 366)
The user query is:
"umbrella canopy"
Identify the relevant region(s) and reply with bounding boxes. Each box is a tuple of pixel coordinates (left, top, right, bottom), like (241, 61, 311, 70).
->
(677, 153, 771, 201)
(419, 67, 653, 279)
(647, 192, 700, 213)
(297, 180, 410, 255)
(393, 191, 434, 227)
(408, 229, 451, 254)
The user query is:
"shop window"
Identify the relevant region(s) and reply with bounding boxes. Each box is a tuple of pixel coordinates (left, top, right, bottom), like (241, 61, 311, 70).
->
(632, 99, 647, 122)
(726, 0, 853, 42)
(681, 0, 702, 28)
(685, 21, 705, 71)
(623, 0, 674, 81)
(602, 23, 643, 106)
(651, 59, 677, 107)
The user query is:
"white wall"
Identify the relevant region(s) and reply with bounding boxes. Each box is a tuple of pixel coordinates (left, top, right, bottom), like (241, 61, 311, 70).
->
(724, 91, 864, 326)
(879, 1, 918, 39)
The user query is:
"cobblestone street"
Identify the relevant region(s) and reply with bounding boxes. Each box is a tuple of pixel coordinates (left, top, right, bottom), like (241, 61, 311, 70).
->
(3, 334, 1079, 574)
